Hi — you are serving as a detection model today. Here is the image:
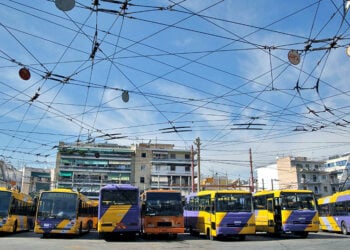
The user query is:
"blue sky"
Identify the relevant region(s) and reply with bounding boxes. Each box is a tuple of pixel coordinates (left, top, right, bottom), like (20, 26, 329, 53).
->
(0, 0, 350, 179)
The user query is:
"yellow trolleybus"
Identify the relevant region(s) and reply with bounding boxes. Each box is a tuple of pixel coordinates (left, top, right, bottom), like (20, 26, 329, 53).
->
(34, 188, 95, 237)
(253, 189, 319, 238)
(0, 187, 36, 233)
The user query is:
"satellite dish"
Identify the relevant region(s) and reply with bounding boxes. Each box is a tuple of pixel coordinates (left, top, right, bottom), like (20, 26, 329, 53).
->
(288, 50, 300, 65)
(19, 67, 31, 80)
(122, 91, 129, 103)
(55, 0, 75, 12)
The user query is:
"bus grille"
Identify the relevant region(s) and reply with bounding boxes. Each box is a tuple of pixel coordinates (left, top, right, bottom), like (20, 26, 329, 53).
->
(227, 223, 247, 227)
(157, 222, 172, 227)
(293, 221, 311, 224)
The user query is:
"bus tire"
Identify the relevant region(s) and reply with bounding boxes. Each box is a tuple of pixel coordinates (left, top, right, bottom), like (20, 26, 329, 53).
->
(341, 221, 348, 235)
(79, 222, 83, 235)
(207, 228, 214, 241)
(238, 235, 246, 241)
(87, 221, 92, 233)
(13, 221, 18, 233)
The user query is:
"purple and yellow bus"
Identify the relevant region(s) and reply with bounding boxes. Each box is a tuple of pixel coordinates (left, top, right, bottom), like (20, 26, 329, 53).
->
(254, 189, 319, 238)
(0, 187, 36, 233)
(141, 190, 184, 239)
(34, 188, 94, 237)
(97, 184, 141, 240)
(184, 190, 255, 240)
(318, 190, 350, 235)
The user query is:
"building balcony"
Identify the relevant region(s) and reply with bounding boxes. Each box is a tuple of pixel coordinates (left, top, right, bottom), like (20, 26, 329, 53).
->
(151, 158, 194, 165)
(151, 170, 196, 176)
(58, 165, 131, 172)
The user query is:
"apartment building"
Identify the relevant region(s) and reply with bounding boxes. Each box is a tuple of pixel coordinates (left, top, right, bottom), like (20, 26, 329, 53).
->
(21, 166, 52, 196)
(55, 142, 134, 199)
(54, 141, 196, 198)
(256, 156, 339, 197)
(324, 153, 350, 191)
(132, 143, 196, 196)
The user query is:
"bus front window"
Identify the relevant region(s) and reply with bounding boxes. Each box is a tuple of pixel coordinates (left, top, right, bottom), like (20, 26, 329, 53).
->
(37, 192, 77, 219)
(145, 193, 183, 216)
(281, 192, 316, 210)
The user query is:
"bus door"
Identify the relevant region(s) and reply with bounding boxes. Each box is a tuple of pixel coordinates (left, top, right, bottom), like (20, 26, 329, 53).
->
(266, 198, 275, 233)
(273, 198, 282, 233)
(209, 200, 216, 239)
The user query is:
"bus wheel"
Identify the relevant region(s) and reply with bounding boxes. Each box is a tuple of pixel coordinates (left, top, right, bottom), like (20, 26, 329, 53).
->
(238, 235, 246, 241)
(341, 222, 348, 235)
(207, 228, 214, 241)
(79, 222, 83, 235)
(13, 221, 18, 233)
(87, 221, 92, 233)
(98, 233, 104, 239)
(294, 232, 308, 238)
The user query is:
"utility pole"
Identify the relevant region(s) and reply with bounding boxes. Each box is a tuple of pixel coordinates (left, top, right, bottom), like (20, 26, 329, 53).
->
(194, 137, 201, 192)
(191, 145, 195, 193)
(249, 148, 254, 192)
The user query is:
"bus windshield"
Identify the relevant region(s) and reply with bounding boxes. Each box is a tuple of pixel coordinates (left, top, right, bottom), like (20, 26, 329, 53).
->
(215, 193, 252, 212)
(101, 189, 138, 205)
(37, 192, 77, 219)
(145, 192, 183, 216)
(280, 192, 316, 210)
(0, 191, 11, 217)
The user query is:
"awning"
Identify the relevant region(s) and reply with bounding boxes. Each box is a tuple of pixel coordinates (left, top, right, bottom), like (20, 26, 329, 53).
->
(108, 173, 130, 181)
(31, 172, 50, 178)
(59, 171, 73, 177)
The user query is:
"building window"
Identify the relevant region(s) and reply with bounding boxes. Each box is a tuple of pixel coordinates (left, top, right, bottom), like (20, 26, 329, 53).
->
(141, 152, 146, 158)
(185, 166, 190, 172)
(322, 175, 327, 180)
(314, 186, 318, 194)
(323, 186, 328, 192)
(170, 165, 176, 171)
(140, 177, 145, 183)
(141, 165, 146, 171)
(170, 153, 176, 159)
(313, 175, 317, 182)
(185, 154, 190, 159)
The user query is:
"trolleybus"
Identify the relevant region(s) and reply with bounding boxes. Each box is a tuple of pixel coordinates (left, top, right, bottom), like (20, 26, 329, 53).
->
(253, 189, 319, 238)
(318, 190, 350, 235)
(0, 187, 36, 233)
(141, 189, 184, 239)
(97, 184, 141, 239)
(184, 190, 255, 240)
(34, 188, 95, 237)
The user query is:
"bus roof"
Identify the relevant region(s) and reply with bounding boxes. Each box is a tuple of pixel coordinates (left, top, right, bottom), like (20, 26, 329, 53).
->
(143, 189, 181, 194)
(254, 189, 314, 197)
(0, 187, 33, 202)
(100, 184, 138, 191)
(187, 189, 252, 197)
(318, 190, 350, 204)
